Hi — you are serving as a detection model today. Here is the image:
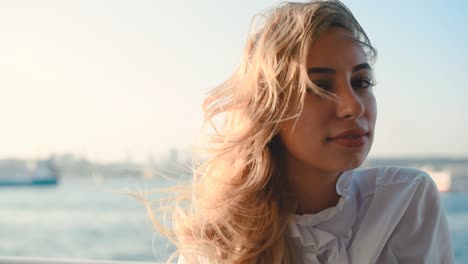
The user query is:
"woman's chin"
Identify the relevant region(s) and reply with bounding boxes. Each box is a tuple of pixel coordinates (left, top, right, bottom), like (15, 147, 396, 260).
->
(335, 154, 368, 172)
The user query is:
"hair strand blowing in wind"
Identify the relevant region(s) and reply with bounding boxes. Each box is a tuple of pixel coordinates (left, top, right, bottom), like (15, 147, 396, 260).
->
(144, 1, 377, 263)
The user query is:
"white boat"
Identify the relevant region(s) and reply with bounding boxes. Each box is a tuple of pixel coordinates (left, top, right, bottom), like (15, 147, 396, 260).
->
(0, 256, 158, 264)
(420, 167, 452, 192)
(0, 159, 58, 187)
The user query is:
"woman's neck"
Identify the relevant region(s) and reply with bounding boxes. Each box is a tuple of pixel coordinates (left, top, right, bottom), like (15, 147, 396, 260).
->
(285, 155, 342, 215)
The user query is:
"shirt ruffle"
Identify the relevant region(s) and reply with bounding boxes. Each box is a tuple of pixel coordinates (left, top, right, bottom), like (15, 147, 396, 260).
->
(288, 170, 357, 263)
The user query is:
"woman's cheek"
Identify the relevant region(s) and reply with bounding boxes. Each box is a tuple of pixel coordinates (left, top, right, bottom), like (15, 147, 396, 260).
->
(365, 96, 378, 130)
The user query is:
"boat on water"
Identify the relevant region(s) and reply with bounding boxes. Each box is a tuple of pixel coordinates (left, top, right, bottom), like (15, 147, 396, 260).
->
(420, 166, 452, 192)
(0, 159, 59, 187)
(0, 256, 155, 264)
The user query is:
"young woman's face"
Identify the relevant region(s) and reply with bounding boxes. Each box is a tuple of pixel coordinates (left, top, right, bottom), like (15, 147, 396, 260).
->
(278, 27, 377, 174)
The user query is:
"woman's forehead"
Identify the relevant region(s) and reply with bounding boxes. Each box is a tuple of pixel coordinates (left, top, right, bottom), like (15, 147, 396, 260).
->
(306, 27, 367, 69)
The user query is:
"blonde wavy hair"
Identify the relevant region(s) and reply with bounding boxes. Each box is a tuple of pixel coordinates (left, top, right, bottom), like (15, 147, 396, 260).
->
(143, 1, 376, 263)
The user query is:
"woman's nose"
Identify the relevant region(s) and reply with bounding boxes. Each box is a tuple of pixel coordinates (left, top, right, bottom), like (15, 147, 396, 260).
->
(335, 84, 365, 120)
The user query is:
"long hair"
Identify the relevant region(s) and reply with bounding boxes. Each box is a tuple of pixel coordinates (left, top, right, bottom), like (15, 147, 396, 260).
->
(144, 1, 376, 263)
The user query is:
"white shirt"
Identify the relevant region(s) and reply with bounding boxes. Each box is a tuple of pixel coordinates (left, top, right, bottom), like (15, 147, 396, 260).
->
(289, 166, 455, 263)
(178, 166, 455, 263)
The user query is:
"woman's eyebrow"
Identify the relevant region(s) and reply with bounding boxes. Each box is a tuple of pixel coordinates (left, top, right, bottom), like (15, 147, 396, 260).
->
(307, 62, 372, 74)
(352, 62, 372, 72)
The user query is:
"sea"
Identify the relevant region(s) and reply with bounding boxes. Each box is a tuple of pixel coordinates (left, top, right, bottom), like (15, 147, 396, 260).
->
(0, 176, 467, 263)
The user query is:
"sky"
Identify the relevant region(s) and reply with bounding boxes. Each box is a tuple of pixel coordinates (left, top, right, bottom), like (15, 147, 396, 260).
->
(0, 0, 467, 163)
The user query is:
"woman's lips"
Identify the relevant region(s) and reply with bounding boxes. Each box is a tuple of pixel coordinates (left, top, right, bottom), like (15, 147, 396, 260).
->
(327, 128, 370, 148)
(329, 134, 368, 147)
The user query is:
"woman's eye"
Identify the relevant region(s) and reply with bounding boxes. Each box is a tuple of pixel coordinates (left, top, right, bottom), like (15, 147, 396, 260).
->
(312, 81, 333, 91)
(351, 78, 375, 89)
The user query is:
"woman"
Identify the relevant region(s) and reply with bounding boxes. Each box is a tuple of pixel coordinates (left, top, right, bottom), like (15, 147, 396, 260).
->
(149, 0, 454, 263)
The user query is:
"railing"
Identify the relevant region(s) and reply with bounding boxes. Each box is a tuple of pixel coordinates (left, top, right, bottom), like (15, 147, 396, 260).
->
(0, 256, 160, 264)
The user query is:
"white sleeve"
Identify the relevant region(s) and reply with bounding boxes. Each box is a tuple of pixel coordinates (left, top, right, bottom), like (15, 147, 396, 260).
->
(377, 173, 455, 263)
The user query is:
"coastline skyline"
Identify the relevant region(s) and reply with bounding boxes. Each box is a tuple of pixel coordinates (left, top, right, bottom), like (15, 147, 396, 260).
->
(1, 0, 467, 163)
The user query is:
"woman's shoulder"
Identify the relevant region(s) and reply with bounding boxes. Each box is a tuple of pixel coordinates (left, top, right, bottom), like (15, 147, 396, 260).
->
(347, 166, 453, 263)
(351, 166, 435, 199)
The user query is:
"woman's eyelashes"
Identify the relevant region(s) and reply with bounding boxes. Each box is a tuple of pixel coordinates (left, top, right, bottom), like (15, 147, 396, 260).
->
(309, 77, 375, 93)
(313, 80, 333, 91)
(351, 77, 375, 89)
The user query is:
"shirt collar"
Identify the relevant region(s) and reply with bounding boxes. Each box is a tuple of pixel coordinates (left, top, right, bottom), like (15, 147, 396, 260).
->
(336, 169, 354, 198)
(291, 170, 356, 227)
